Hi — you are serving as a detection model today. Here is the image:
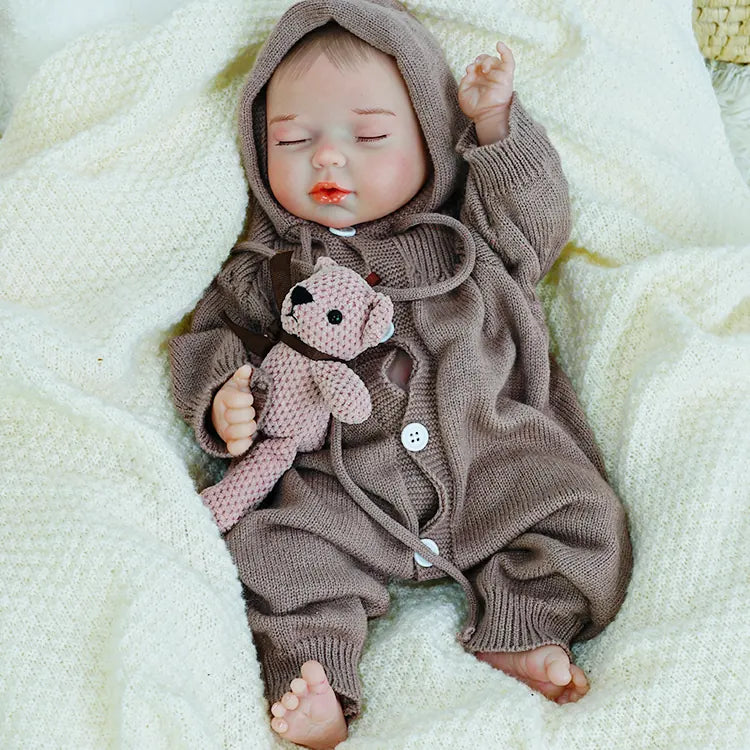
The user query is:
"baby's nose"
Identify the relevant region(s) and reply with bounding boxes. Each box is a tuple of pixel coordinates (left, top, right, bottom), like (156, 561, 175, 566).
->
(312, 142, 346, 168)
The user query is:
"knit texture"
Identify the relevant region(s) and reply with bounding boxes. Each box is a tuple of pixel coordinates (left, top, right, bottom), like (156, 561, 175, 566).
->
(1, 1, 749, 749)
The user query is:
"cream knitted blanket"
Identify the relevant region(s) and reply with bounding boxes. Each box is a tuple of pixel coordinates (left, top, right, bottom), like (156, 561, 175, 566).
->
(1, 0, 748, 747)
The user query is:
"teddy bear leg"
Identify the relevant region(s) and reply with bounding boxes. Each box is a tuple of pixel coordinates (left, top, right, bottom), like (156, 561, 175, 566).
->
(201, 437, 299, 533)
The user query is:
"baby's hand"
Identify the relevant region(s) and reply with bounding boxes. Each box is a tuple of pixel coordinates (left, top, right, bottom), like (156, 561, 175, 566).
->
(212, 364, 257, 456)
(458, 41, 515, 144)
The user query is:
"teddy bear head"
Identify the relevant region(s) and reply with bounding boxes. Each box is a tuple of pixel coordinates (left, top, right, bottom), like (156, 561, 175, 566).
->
(280, 257, 394, 361)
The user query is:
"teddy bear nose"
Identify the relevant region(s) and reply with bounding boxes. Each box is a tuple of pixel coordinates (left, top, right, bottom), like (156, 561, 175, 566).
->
(291, 285, 314, 306)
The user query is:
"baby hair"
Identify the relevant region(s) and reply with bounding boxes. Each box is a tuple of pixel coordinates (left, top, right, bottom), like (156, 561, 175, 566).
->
(274, 21, 381, 80)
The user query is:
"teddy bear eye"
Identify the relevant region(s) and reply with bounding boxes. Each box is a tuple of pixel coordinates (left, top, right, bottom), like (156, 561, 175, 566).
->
(327, 309, 343, 325)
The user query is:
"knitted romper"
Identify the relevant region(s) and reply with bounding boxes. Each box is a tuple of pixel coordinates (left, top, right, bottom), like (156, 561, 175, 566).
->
(169, 0, 633, 719)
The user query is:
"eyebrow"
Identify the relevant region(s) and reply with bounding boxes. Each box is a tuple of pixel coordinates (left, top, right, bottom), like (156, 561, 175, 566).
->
(268, 108, 396, 125)
(352, 107, 396, 116)
(268, 113, 298, 125)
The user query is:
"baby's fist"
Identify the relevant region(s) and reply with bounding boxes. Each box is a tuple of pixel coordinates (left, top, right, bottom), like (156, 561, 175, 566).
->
(458, 41, 515, 123)
(212, 364, 257, 456)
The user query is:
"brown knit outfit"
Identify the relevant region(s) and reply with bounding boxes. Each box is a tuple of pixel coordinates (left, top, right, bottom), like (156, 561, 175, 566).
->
(169, 0, 632, 719)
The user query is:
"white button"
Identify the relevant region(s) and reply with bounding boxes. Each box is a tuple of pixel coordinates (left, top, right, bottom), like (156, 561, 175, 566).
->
(380, 321, 395, 343)
(401, 422, 428, 452)
(328, 226, 356, 237)
(414, 538, 439, 567)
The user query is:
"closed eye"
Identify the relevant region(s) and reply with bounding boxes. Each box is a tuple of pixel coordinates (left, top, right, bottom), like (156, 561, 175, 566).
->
(276, 139, 309, 146)
(357, 135, 389, 142)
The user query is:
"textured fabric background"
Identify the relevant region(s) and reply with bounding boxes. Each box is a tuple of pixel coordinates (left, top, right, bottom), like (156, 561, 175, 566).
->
(0, 1, 748, 748)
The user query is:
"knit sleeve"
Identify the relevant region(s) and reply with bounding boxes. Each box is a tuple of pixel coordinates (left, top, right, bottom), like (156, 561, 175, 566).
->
(455, 92, 571, 287)
(168, 249, 277, 457)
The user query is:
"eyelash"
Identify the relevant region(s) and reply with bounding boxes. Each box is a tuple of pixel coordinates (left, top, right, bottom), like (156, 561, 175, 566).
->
(275, 135, 389, 146)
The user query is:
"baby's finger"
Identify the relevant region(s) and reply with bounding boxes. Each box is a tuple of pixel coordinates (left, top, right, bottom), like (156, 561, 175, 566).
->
(221, 388, 255, 408)
(227, 436, 253, 457)
(224, 421, 257, 441)
(225, 406, 256, 424)
(495, 41, 515, 67)
(473, 54, 495, 74)
(230, 364, 254, 391)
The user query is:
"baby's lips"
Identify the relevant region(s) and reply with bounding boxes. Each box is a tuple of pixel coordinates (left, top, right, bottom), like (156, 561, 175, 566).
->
(309, 181, 352, 203)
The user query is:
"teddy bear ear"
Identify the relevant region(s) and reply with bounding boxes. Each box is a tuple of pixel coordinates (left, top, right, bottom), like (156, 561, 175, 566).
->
(362, 293, 394, 348)
(313, 256, 337, 272)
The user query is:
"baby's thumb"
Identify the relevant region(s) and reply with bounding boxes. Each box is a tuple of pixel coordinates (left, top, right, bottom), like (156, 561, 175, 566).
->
(234, 363, 254, 384)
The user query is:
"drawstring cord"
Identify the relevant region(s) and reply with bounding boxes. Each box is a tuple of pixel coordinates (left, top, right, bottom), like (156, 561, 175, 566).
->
(329, 213, 480, 643)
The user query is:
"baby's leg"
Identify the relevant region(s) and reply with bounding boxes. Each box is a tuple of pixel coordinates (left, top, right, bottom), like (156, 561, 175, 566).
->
(455, 437, 631, 703)
(225, 468, 404, 739)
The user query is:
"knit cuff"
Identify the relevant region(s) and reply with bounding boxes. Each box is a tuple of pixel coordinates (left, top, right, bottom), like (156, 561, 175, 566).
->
(455, 92, 563, 194)
(462, 588, 584, 660)
(259, 637, 364, 721)
(171, 332, 247, 458)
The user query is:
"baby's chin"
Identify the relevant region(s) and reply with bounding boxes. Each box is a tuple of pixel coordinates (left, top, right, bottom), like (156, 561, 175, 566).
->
(301, 201, 388, 230)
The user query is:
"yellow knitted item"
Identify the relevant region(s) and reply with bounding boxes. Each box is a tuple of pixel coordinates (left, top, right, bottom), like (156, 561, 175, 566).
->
(693, 0, 750, 62)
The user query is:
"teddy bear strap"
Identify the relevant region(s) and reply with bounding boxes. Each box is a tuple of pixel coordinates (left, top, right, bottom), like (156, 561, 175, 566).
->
(220, 311, 346, 364)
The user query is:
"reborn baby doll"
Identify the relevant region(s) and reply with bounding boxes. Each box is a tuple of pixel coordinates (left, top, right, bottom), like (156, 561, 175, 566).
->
(169, 1, 633, 748)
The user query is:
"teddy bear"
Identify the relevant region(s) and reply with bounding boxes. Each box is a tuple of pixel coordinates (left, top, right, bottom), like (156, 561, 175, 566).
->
(201, 255, 394, 533)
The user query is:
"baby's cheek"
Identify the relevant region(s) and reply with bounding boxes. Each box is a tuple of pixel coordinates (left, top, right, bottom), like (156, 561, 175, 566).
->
(267, 157, 300, 211)
(369, 151, 423, 205)
(381, 151, 412, 187)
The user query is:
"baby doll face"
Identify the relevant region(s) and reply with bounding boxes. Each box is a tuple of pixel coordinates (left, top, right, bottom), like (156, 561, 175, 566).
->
(266, 48, 429, 229)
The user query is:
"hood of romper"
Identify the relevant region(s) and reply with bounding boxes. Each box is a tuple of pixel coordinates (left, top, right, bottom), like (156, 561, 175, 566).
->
(236, 0, 471, 241)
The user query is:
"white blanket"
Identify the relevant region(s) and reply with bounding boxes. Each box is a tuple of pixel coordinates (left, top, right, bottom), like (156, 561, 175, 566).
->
(1, 0, 748, 747)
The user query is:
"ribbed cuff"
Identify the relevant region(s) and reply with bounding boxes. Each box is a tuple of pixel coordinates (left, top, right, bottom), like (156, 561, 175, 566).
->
(260, 637, 364, 720)
(455, 92, 562, 193)
(462, 588, 583, 660)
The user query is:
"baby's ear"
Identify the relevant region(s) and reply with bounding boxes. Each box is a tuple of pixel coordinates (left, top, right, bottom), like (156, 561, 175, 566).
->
(313, 256, 337, 272)
(362, 293, 394, 348)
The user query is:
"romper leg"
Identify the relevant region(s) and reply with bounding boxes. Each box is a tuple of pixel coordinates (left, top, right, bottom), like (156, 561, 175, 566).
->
(454, 438, 632, 656)
(225, 467, 406, 719)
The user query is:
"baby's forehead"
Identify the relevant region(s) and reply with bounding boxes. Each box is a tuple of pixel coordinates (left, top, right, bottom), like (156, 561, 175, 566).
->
(266, 56, 415, 124)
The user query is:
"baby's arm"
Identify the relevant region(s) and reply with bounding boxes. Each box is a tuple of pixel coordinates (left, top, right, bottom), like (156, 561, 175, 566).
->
(169, 249, 276, 456)
(456, 42, 571, 287)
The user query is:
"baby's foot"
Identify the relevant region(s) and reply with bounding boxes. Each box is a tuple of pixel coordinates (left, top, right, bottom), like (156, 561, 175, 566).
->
(476, 644, 589, 704)
(270, 660, 348, 749)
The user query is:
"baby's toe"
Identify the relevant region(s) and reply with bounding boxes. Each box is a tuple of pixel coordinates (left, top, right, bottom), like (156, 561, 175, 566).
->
(270, 717, 288, 734)
(270, 702, 286, 718)
(290, 677, 308, 697)
(544, 652, 573, 687)
(301, 660, 331, 696)
(281, 692, 299, 710)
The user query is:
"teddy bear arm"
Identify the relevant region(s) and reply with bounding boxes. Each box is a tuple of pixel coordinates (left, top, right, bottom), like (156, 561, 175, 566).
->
(309, 361, 372, 424)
